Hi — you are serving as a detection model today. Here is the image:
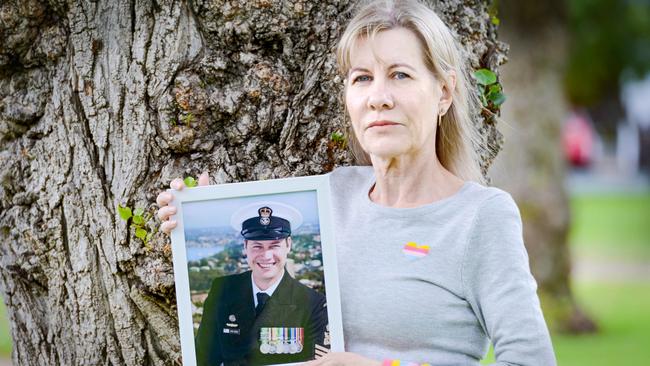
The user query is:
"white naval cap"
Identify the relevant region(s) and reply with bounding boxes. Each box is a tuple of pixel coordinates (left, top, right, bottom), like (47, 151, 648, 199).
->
(230, 201, 303, 240)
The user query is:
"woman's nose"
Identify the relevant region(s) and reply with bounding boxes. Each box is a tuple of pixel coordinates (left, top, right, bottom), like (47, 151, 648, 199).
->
(367, 81, 394, 111)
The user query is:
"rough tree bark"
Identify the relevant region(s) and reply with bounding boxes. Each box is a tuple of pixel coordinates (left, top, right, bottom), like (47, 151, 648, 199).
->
(0, 0, 505, 364)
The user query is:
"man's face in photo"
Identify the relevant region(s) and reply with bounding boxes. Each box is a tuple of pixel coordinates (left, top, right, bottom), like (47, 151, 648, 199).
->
(244, 237, 292, 288)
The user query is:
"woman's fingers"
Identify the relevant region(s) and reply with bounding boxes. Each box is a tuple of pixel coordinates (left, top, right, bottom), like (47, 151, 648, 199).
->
(170, 178, 185, 190)
(156, 191, 174, 207)
(198, 171, 209, 186)
(157, 200, 177, 234)
(157, 205, 177, 221)
(157, 174, 206, 235)
(301, 353, 379, 366)
(160, 220, 178, 234)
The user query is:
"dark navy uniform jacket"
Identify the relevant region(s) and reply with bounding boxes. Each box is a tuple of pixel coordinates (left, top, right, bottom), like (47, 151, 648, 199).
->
(195, 270, 328, 366)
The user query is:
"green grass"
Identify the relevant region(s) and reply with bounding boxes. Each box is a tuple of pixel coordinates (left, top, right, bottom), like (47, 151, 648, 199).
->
(0, 298, 11, 358)
(569, 193, 650, 260)
(552, 281, 650, 365)
(481, 281, 650, 365)
(481, 192, 650, 365)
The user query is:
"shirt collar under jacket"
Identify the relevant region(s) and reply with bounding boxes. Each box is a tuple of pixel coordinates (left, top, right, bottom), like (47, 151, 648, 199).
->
(251, 270, 285, 307)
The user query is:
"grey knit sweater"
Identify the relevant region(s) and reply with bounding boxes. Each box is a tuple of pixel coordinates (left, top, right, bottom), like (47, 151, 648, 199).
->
(328, 166, 556, 366)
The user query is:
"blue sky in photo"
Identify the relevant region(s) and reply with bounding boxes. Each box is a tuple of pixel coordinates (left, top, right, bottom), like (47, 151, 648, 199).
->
(182, 190, 319, 231)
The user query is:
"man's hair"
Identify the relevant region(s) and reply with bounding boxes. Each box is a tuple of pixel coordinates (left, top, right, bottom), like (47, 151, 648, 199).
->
(336, 0, 484, 183)
(244, 237, 291, 247)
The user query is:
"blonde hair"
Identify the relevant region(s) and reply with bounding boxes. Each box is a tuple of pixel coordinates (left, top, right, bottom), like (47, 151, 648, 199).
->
(336, 0, 484, 182)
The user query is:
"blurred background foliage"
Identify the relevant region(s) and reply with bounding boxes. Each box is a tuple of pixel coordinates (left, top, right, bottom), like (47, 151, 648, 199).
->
(565, 0, 650, 107)
(490, 0, 650, 364)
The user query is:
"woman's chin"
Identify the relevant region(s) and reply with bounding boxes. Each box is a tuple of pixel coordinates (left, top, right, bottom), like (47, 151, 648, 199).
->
(364, 144, 412, 160)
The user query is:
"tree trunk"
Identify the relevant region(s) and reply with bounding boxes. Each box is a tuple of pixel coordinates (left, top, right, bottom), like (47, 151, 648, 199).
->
(490, 0, 597, 333)
(0, 0, 505, 364)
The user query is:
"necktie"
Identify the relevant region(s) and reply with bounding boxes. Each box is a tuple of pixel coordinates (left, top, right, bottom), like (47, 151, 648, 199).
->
(256, 292, 270, 316)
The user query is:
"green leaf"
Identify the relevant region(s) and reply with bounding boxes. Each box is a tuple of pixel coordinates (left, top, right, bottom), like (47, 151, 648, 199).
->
(145, 232, 153, 243)
(133, 215, 144, 225)
(117, 204, 132, 220)
(184, 176, 198, 188)
(330, 131, 344, 142)
(477, 87, 488, 107)
(489, 92, 506, 106)
(133, 207, 144, 216)
(491, 15, 500, 26)
(488, 84, 502, 94)
(183, 113, 194, 127)
(135, 228, 148, 240)
(474, 69, 497, 85)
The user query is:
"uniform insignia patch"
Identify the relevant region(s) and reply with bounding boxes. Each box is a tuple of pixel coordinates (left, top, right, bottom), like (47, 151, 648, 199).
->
(228, 314, 236, 322)
(315, 343, 330, 358)
(323, 324, 330, 346)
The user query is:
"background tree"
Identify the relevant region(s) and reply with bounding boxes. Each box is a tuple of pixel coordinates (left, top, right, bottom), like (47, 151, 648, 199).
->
(564, 0, 650, 141)
(490, 0, 597, 334)
(0, 0, 505, 364)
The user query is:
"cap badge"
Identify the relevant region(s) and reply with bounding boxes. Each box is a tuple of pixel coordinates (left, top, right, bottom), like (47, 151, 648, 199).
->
(258, 206, 272, 226)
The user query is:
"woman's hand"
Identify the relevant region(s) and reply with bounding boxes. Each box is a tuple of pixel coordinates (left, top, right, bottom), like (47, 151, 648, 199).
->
(156, 172, 209, 234)
(302, 352, 381, 366)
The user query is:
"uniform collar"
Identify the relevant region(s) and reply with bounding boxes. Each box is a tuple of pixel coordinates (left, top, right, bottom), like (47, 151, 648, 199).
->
(251, 270, 285, 307)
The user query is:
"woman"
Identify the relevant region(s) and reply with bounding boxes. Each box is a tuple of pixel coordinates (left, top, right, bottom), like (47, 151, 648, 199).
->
(157, 1, 556, 365)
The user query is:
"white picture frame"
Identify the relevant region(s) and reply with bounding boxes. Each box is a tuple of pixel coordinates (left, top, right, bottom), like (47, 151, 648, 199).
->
(169, 174, 343, 366)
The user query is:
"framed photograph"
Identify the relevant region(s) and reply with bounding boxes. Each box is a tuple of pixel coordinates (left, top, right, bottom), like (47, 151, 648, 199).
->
(169, 175, 343, 366)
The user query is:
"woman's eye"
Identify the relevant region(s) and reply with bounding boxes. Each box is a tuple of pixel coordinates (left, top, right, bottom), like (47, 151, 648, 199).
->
(353, 75, 372, 83)
(393, 71, 410, 80)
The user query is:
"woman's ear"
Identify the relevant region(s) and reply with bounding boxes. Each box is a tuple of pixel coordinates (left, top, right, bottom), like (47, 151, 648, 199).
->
(285, 237, 293, 251)
(439, 70, 457, 113)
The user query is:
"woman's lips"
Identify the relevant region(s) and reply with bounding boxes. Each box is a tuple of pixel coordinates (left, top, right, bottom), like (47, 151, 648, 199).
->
(367, 120, 400, 129)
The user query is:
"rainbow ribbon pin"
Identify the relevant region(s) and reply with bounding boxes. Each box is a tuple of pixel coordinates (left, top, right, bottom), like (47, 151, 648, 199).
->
(402, 242, 430, 259)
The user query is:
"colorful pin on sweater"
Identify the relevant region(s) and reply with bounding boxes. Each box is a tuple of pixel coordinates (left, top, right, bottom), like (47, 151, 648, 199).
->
(402, 242, 430, 259)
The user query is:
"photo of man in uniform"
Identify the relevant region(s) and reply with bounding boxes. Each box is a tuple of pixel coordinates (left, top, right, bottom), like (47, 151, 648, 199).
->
(194, 201, 329, 366)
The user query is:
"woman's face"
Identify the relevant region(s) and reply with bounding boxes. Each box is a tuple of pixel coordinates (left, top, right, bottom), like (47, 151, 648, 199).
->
(345, 27, 450, 160)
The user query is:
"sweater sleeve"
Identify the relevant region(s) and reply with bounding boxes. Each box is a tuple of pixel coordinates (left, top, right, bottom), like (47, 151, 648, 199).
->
(461, 193, 556, 366)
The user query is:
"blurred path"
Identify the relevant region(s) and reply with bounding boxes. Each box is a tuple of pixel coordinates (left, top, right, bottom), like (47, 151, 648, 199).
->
(573, 257, 650, 283)
(0, 358, 10, 366)
(567, 156, 650, 283)
(566, 156, 650, 195)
